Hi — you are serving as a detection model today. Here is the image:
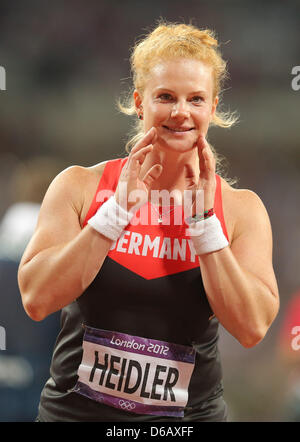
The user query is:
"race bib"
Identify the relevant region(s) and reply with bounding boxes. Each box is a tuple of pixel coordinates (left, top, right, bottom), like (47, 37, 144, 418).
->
(75, 326, 196, 417)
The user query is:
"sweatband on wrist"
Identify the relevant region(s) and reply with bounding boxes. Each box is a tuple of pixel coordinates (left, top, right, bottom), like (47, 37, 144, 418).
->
(186, 214, 229, 255)
(88, 196, 134, 241)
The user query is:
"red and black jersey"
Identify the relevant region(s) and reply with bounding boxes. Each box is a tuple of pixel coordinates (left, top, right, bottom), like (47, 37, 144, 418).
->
(38, 157, 229, 422)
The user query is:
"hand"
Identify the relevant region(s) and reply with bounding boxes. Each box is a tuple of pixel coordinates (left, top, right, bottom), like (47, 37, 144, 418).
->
(185, 135, 216, 216)
(115, 127, 163, 212)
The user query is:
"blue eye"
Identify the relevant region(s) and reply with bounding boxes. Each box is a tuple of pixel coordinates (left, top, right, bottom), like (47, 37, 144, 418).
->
(158, 93, 173, 100)
(191, 96, 204, 103)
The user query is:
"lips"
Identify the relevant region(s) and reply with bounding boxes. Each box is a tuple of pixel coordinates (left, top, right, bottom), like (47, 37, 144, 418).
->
(162, 125, 194, 132)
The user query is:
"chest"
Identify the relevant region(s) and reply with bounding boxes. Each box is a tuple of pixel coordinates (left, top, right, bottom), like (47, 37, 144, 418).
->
(80, 177, 235, 246)
(76, 253, 215, 346)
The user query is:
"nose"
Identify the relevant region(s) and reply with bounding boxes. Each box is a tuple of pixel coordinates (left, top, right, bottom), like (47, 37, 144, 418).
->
(171, 100, 190, 119)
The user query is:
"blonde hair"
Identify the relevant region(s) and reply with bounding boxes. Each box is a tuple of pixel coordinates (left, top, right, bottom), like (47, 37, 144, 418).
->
(118, 20, 238, 181)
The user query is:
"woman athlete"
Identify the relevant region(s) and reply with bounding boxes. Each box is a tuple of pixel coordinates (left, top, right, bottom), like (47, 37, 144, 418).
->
(18, 22, 279, 422)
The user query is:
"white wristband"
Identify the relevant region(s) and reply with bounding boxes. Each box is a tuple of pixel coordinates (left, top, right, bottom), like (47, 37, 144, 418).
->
(186, 214, 229, 255)
(88, 196, 134, 241)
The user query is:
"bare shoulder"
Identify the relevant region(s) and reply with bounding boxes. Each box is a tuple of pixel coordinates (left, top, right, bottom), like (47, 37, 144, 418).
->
(19, 160, 111, 266)
(87, 160, 109, 178)
(220, 177, 271, 243)
(221, 177, 267, 211)
(57, 160, 108, 185)
(62, 160, 110, 226)
(38, 160, 110, 228)
(51, 163, 104, 205)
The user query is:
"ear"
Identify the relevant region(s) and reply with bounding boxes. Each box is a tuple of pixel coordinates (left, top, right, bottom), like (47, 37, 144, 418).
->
(133, 89, 143, 113)
(210, 96, 219, 121)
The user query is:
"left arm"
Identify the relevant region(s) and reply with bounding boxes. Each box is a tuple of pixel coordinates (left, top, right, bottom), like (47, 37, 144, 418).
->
(188, 135, 279, 348)
(198, 188, 279, 348)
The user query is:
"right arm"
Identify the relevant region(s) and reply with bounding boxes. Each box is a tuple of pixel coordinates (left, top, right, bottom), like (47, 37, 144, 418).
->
(18, 164, 113, 321)
(19, 127, 162, 322)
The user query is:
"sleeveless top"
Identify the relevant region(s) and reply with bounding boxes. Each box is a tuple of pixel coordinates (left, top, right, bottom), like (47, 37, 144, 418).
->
(38, 157, 229, 422)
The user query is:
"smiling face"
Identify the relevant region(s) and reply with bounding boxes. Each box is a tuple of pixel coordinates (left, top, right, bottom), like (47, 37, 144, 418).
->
(134, 58, 218, 153)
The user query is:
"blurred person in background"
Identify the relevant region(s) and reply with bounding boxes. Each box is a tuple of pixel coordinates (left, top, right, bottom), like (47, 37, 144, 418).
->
(0, 156, 62, 421)
(18, 21, 279, 422)
(0, 157, 63, 262)
(278, 290, 300, 421)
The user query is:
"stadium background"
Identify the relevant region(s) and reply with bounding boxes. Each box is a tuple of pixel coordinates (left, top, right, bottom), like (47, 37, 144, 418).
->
(0, 0, 299, 421)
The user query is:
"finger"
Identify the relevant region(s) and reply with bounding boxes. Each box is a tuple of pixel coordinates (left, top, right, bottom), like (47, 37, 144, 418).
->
(129, 144, 154, 177)
(202, 145, 215, 172)
(202, 138, 216, 170)
(142, 164, 163, 188)
(184, 163, 197, 180)
(131, 144, 153, 164)
(197, 134, 207, 151)
(197, 135, 215, 175)
(130, 127, 157, 156)
(197, 135, 207, 172)
(126, 128, 156, 171)
(184, 164, 198, 188)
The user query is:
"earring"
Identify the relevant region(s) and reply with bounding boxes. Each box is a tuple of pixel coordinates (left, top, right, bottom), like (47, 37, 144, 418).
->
(138, 114, 143, 120)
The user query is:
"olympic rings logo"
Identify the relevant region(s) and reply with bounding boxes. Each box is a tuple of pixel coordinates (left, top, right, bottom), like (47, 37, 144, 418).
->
(119, 399, 136, 410)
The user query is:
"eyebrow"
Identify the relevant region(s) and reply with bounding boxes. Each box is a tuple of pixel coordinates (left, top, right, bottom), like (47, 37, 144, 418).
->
(154, 87, 207, 95)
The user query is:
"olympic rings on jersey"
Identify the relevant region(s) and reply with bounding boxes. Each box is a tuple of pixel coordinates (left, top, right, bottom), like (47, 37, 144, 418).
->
(119, 399, 136, 410)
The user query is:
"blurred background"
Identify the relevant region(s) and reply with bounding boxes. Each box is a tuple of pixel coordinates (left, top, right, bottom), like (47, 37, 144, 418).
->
(0, 0, 299, 421)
